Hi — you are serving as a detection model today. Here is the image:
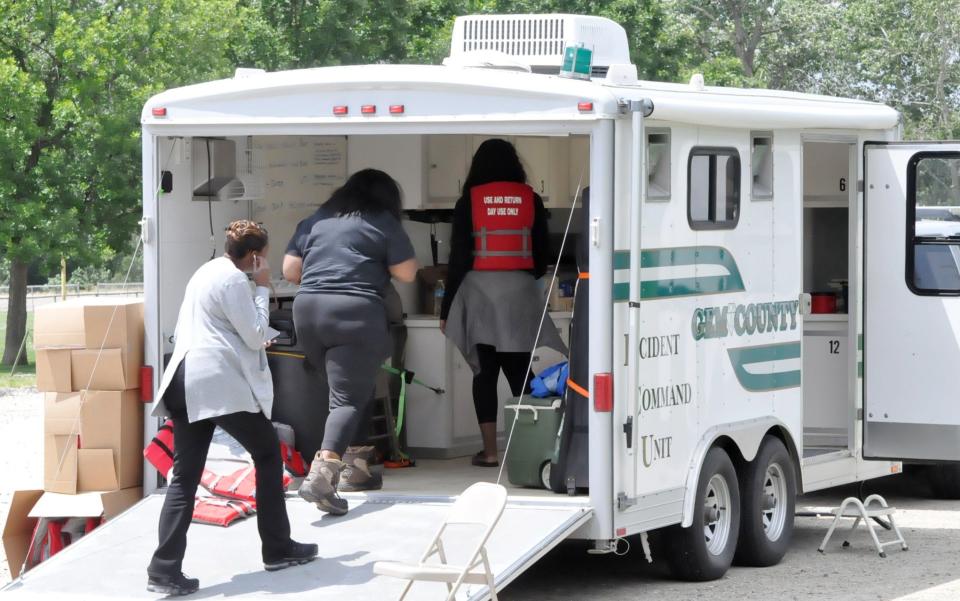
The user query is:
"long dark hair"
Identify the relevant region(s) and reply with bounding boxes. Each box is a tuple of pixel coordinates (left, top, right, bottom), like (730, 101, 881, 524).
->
(462, 138, 527, 193)
(324, 168, 402, 219)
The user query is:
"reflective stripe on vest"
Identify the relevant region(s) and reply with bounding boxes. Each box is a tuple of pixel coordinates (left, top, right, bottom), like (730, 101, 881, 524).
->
(470, 181, 535, 271)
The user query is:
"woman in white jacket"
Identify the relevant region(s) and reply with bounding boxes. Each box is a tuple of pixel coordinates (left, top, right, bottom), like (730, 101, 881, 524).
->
(147, 220, 316, 596)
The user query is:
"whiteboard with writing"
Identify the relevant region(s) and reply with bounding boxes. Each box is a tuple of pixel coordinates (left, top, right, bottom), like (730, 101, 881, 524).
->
(249, 136, 347, 271)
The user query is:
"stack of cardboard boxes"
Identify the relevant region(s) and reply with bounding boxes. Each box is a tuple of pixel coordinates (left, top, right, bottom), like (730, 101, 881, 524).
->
(2, 299, 145, 579)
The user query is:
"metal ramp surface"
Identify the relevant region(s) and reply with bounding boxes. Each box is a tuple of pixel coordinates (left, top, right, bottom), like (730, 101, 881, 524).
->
(1, 493, 591, 601)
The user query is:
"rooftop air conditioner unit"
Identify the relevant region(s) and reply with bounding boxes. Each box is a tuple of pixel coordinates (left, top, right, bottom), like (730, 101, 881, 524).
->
(445, 14, 636, 82)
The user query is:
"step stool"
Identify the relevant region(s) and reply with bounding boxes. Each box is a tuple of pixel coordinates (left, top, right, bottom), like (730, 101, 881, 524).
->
(817, 494, 908, 557)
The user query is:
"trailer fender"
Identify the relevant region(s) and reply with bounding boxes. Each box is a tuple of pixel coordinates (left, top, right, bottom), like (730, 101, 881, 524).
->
(680, 417, 795, 528)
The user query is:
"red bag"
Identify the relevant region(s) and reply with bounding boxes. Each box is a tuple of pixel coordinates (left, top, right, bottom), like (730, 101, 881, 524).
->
(143, 420, 175, 479)
(192, 497, 256, 527)
(280, 441, 307, 476)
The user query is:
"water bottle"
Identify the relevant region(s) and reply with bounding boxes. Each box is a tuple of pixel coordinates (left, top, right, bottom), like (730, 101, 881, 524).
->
(433, 279, 445, 317)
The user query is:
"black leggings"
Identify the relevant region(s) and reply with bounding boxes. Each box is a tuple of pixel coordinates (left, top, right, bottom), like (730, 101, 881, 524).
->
(473, 344, 531, 424)
(149, 362, 291, 577)
(294, 293, 389, 457)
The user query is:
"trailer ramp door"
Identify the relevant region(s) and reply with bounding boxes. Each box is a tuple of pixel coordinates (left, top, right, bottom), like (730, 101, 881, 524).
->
(1, 494, 591, 601)
(864, 142, 960, 462)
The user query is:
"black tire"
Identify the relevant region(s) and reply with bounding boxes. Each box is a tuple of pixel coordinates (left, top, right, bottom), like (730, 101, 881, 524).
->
(928, 464, 960, 499)
(664, 447, 741, 581)
(734, 436, 797, 566)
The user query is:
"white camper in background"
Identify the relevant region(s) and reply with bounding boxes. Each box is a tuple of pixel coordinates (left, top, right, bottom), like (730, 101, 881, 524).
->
(6, 13, 960, 600)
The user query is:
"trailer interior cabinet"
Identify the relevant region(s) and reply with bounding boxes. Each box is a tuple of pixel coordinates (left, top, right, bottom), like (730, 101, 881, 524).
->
(803, 315, 849, 449)
(425, 134, 578, 208)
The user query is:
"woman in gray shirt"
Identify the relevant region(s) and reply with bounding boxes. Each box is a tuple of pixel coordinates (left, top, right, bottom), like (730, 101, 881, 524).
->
(147, 221, 316, 595)
(283, 169, 417, 516)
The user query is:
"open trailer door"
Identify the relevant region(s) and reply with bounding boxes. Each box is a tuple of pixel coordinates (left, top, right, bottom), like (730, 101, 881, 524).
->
(863, 142, 960, 462)
(1, 494, 591, 601)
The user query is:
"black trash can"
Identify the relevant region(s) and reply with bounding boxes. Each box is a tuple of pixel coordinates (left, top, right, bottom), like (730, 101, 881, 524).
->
(266, 305, 329, 461)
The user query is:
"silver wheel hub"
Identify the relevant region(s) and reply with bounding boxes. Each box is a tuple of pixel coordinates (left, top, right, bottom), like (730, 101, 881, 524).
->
(761, 462, 788, 542)
(703, 473, 732, 556)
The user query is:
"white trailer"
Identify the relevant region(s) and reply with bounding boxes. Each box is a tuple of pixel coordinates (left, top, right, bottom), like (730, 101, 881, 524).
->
(6, 13, 960, 599)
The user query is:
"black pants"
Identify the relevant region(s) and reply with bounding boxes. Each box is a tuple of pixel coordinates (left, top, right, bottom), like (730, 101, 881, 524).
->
(473, 344, 531, 424)
(148, 362, 292, 577)
(294, 293, 389, 456)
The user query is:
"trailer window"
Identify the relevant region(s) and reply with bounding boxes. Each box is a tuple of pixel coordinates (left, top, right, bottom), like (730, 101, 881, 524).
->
(687, 147, 740, 230)
(751, 133, 774, 200)
(647, 129, 671, 201)
(908, 153, 960, 294)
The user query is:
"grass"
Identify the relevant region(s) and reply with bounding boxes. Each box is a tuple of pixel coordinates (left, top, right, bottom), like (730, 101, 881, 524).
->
(0, 311, 37, 389)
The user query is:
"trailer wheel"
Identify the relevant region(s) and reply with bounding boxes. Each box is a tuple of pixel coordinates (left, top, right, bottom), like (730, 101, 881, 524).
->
(734, 436, 796, 566)
(664, 447, 740, 581)
(928, 464, 960, 499)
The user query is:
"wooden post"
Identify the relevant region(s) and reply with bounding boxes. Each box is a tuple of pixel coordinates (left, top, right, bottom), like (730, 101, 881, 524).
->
(61, 256, 67, 300)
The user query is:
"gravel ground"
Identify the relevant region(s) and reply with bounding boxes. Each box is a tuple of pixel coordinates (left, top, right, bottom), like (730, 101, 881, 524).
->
(0, 389, 43, 586)
(1, 390, 958, 600)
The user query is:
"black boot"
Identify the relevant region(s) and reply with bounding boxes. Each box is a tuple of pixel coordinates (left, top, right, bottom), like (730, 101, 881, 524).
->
(263, 541, 320, 572)
(146, 572, 200, 596)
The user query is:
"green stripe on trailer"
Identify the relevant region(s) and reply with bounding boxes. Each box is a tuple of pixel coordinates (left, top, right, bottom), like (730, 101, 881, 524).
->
(727, 341, 802, 392)
(613, 246, 746, 301)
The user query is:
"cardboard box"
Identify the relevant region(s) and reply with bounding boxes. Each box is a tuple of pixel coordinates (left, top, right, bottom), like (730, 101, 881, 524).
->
(71, 347, 142, 391)
(44, 434, 78, 494)
(35, 349, 73, 393)
(2, 490, 44, 579)
(43, 390, 143, 492)
(78, 390, 143, 491)
(44, 392, 82, 435)
(34, 299, 143, 350)
(29, 487, 142, 520)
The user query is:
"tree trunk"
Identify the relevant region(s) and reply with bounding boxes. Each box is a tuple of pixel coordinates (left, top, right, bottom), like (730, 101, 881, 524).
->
(2, 260, 29, 367)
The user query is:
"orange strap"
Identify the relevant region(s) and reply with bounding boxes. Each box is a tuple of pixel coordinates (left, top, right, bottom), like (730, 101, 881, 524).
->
(578, 272, 590, 279)
(567, 378, 589, 399)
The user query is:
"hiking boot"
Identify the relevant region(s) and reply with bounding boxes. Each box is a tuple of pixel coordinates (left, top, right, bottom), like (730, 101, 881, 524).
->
(298, 454, 348, 516)
(146, 572, 199, 596)
(343, 445, 381, 466)
(263, 541, 319, 572)
(338, 456, 384, 492)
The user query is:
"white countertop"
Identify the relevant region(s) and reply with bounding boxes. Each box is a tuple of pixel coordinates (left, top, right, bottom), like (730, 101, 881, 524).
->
(405, 311, 574, 328)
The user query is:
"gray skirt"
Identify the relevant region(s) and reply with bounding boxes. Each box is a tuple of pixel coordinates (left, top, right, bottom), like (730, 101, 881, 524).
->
(445, 271, 568, 374)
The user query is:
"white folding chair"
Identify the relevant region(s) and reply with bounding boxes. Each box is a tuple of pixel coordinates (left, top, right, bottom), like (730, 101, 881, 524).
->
(374, 482, 508, 601)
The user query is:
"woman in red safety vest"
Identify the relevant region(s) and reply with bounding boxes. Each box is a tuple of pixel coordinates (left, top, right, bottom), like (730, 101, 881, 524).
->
(441, 139, 567, 467)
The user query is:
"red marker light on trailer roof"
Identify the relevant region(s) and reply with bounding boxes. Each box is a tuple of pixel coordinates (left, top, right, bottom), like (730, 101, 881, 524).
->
(593, 372, 613, 412)
(361, 105, 377, 115)
(577, 101, 594, 112)
(151, 107, 167, 117)
(389, 104, 405, 115)
(333, 105, 348, 116)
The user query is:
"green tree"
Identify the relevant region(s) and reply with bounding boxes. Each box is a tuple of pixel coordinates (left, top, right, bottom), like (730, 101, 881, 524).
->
(0, 0, 243, 365)
(250, 0, 415, 68)
(822, 0, 960, 140)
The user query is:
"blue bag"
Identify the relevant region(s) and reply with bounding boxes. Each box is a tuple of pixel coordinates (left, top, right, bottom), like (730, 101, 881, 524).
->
(530, 361, 569, 398)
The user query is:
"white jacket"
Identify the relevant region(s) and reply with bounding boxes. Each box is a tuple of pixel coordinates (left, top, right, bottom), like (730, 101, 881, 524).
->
(151, 257, 273, 422)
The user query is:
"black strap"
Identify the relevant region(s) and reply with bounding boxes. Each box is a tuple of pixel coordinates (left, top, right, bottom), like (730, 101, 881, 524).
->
(151, 437, 174, 459)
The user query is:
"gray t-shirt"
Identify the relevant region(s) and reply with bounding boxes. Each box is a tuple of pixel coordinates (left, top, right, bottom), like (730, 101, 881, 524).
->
(286, 207, 415, 301)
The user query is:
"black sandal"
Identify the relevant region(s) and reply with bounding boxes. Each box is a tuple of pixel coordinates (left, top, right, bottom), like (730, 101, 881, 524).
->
(471, 452, 499, 467)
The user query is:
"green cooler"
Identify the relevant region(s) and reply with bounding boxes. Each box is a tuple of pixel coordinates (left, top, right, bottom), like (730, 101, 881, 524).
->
(504, 396, 563, 488)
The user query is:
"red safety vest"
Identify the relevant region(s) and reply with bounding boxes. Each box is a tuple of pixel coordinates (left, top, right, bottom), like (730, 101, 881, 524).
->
(470, 181, 535, 271)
